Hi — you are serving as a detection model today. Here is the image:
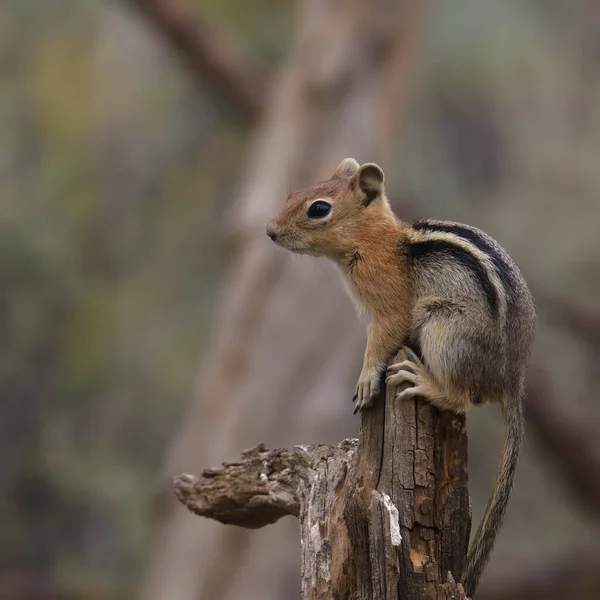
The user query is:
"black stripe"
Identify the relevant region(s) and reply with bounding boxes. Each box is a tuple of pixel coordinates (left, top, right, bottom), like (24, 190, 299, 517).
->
(409, 238, 499, 314)
(412, 219, 516, 305)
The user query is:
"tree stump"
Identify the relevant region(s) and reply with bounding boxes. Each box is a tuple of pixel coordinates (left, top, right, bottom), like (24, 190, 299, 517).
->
(174, 350, 471, 599)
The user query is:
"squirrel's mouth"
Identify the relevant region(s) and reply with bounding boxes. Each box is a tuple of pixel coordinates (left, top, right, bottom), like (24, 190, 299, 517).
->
(276, 240, 307, 254)
(271, 235, 319, 256)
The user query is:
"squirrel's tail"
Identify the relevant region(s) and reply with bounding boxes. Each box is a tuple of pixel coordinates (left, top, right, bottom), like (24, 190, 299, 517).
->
(461, 398, 524, 598)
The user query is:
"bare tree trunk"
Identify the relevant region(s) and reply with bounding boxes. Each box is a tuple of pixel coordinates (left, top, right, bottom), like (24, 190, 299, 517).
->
(139, 1, 426, 599)
(173, 349, 470, 600)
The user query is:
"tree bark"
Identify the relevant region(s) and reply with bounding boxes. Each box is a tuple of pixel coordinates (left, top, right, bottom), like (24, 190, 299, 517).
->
(139, 1, 426, 599)
(173, 350, 470, 600)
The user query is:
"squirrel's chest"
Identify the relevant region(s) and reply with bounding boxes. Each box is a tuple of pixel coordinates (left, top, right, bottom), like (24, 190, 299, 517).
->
(340, 256, 410, 320)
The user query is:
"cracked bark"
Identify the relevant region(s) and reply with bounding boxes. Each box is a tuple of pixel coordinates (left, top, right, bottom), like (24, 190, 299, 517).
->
(175, 350, 470, 600)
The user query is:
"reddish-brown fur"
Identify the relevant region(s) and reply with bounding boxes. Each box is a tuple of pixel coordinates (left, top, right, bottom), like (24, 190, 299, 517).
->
(267, 160, 414, 405)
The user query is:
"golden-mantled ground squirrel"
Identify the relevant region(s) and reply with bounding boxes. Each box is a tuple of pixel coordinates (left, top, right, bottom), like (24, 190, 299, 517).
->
(266, 158, 536, 598)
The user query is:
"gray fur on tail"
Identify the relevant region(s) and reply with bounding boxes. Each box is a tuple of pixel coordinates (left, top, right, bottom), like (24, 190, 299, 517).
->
(461, 399, 524, 598)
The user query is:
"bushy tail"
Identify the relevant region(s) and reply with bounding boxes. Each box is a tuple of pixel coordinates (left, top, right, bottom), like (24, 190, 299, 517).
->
(461, 399, 524, 598)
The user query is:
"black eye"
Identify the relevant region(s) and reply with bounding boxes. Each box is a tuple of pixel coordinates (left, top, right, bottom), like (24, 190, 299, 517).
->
(307, 201, 331, 219)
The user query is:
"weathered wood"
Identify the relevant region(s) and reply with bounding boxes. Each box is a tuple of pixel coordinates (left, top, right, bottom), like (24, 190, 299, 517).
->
(340, 348, 471, 599)
(174, 350, 471, 600)
(174, 443, 303, 528)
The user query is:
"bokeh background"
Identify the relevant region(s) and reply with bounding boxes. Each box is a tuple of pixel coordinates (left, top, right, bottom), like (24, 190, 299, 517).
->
(2, 0, 600, 598)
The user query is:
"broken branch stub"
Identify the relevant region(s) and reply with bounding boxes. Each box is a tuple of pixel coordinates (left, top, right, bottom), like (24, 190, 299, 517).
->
(174, 443, 298, 528)
(174, 349, 471, 599)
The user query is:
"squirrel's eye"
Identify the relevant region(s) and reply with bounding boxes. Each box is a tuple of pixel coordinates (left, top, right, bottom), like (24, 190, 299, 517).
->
(307, 201, 331, 219)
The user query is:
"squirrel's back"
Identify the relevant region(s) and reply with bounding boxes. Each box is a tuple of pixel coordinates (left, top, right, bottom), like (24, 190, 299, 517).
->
(407, 218, 536, 401)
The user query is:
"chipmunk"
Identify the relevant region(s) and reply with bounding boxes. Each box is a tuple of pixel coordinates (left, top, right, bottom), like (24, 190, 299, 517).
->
(265, 158, 536, 598)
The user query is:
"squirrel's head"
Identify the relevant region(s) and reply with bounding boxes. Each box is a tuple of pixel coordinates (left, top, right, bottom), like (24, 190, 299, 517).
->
(266, 158, 393, 259)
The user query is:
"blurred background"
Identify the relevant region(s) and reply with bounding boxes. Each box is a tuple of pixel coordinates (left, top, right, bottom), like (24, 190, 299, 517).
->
(2, 0, 600, 598)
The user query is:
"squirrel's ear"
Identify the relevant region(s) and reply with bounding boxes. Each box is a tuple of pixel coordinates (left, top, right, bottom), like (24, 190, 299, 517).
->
(352, 163, 384, 205)
(332, 157, 359, 179)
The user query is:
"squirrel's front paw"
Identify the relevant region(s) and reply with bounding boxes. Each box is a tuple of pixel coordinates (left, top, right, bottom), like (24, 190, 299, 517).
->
(352, 370, 381, 414)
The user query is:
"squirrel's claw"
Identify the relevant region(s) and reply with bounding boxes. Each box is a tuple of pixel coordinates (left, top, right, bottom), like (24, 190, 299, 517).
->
(353, 371, 380, 413)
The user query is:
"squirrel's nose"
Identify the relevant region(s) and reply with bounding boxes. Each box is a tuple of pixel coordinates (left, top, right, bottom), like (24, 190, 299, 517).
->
(266, 222, 278, 242)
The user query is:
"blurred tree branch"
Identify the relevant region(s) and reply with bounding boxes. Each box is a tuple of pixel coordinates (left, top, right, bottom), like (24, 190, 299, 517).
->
(525, 367, 600, 517)
(478, 540, 600, 600)
(124, 0, 268, 119)
(534, 287, 600, 350)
